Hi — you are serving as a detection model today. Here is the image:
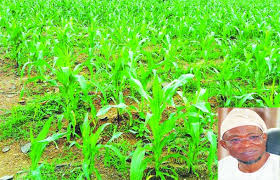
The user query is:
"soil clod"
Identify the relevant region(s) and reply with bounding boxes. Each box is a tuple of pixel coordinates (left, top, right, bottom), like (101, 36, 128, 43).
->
(2, 146, 10, 153)
(0, 175, 13, 180)
(20, 143, 31, 154)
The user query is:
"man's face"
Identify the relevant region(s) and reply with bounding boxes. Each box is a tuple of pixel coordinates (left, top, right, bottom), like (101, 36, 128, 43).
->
(220, 125, 267, 164)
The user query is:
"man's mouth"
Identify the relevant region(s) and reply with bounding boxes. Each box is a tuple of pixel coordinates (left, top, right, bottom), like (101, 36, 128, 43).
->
(238, 151, 264, 165)
(241, 150, 258, 156)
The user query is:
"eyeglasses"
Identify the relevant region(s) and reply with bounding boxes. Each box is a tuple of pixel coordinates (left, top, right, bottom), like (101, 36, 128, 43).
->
(223, 133, 264, 146)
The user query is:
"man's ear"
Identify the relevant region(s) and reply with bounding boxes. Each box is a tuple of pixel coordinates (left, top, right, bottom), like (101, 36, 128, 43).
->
(220, 140, 228, 150)
(263, 133, 268, 141)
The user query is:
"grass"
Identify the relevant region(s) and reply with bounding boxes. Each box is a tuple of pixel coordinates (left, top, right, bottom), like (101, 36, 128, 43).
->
(0, 0, 279, 179)
(0, 94, 63, 140)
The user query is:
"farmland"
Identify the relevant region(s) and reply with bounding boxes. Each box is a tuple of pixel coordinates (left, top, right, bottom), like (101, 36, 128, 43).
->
(0, 0, 279, 179)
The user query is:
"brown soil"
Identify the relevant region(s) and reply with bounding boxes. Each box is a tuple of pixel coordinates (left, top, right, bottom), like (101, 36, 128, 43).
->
(0, 137, 127, 179)
(0, 56, 30, 176)
(0, 140, 30, 177)
(0, 58, 23, 115)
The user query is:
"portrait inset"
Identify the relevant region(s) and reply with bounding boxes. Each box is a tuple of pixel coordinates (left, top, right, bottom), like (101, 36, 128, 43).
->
(218, 108, 280, 180)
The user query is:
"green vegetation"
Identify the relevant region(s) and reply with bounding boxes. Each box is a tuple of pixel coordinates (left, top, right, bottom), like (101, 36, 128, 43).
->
(0, 94, 63, 140)
(29, 117, 66, 179)
(0, 0, 279, 179)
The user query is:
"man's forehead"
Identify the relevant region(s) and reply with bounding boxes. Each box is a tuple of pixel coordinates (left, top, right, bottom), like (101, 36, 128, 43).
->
(220, 109, 267, 139)
(223, 125, 263, 138)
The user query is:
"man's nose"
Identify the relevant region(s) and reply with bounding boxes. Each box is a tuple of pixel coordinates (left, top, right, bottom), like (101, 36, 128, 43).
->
(240, 138, 251, 147)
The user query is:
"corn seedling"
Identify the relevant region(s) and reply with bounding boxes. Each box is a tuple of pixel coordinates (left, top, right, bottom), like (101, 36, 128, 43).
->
(79, 113, 124, 179)
(29, 117, 66, 179)
(130, 72, 194, 179)
(206, 130, 218, 179)
(130, 145, 150, 180)
(182, 88, 215, 176)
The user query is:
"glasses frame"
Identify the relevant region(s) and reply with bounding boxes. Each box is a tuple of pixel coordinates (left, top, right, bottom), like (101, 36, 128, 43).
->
(222, 132, 264, 147)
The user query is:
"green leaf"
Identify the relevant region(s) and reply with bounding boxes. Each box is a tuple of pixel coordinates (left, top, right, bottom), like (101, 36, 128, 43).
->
(81, 113, 90, 144)
(96, 103, 127, 117)
(82, 160, 90, 179)
(94, 168, 102, 180)
(74, 63, 83, 73)
(75, 75, 88, 92)
(107, 132, 123, 144)
(190, 122, 200, 143)
(90, 123, 111, 146)
(130, 146, 147, 180)
(38, 132, 66, 143)
(30, 117, 54, 170)
(21, 61, 32, 78)
(57, 114, 64, 131)
(234, 93, 256, 106)
(35, 117, 53, 141)
(130, 76, 151, 101)
(104, 144, 126, 162)
(207, 130, 217, 148)
(193, 102, 210, 113)
(159, 112, 176, 138)
(195, 88, 207, 103)
(163, 74, 194, 104)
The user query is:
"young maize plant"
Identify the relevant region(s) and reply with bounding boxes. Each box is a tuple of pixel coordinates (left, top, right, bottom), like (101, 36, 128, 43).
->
(54, 66, 81, 140)
(130, 72, 194, 179)
(207, 130, 217, 179)
(104, 48, 134, 124)
(79, 113, 124, 180)
(20, 64, 92, 140)
(52, 64, 98, 140)
(181, 88, 216, 176)
(29, 117, 66, 179)
(130, 145, 150, 180)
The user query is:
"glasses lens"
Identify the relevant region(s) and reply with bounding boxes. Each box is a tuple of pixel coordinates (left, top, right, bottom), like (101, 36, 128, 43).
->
(249, 135, 262, 144)
(227, 134, 263, 146)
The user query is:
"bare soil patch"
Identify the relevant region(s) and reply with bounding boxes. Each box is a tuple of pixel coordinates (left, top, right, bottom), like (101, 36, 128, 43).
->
(0, 140, 30, 177)
(0, 58, 23, 116)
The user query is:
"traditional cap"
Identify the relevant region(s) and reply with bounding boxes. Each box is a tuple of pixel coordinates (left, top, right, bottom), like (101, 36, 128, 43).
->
(220, 109, 267, 139)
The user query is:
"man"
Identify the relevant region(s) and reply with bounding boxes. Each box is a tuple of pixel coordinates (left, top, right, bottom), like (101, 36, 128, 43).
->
(218, 108, 280, 180)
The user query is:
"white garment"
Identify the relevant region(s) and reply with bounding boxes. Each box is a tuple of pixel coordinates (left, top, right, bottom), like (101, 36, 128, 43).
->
(218, 153, 280, 180)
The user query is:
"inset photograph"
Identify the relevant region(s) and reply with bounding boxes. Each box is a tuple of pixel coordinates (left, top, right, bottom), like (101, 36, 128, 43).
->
(218, 108, 280, 180)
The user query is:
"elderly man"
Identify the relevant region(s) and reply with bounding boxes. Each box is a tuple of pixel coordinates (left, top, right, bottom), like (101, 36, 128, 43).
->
(218, 109, 280, 180)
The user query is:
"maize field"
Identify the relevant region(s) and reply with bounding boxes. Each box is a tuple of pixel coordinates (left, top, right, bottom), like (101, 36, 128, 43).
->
(0, 0, 279, 179)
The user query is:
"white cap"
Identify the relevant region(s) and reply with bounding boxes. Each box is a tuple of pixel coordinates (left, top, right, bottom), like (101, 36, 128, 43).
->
(220, 109, 267, 139)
